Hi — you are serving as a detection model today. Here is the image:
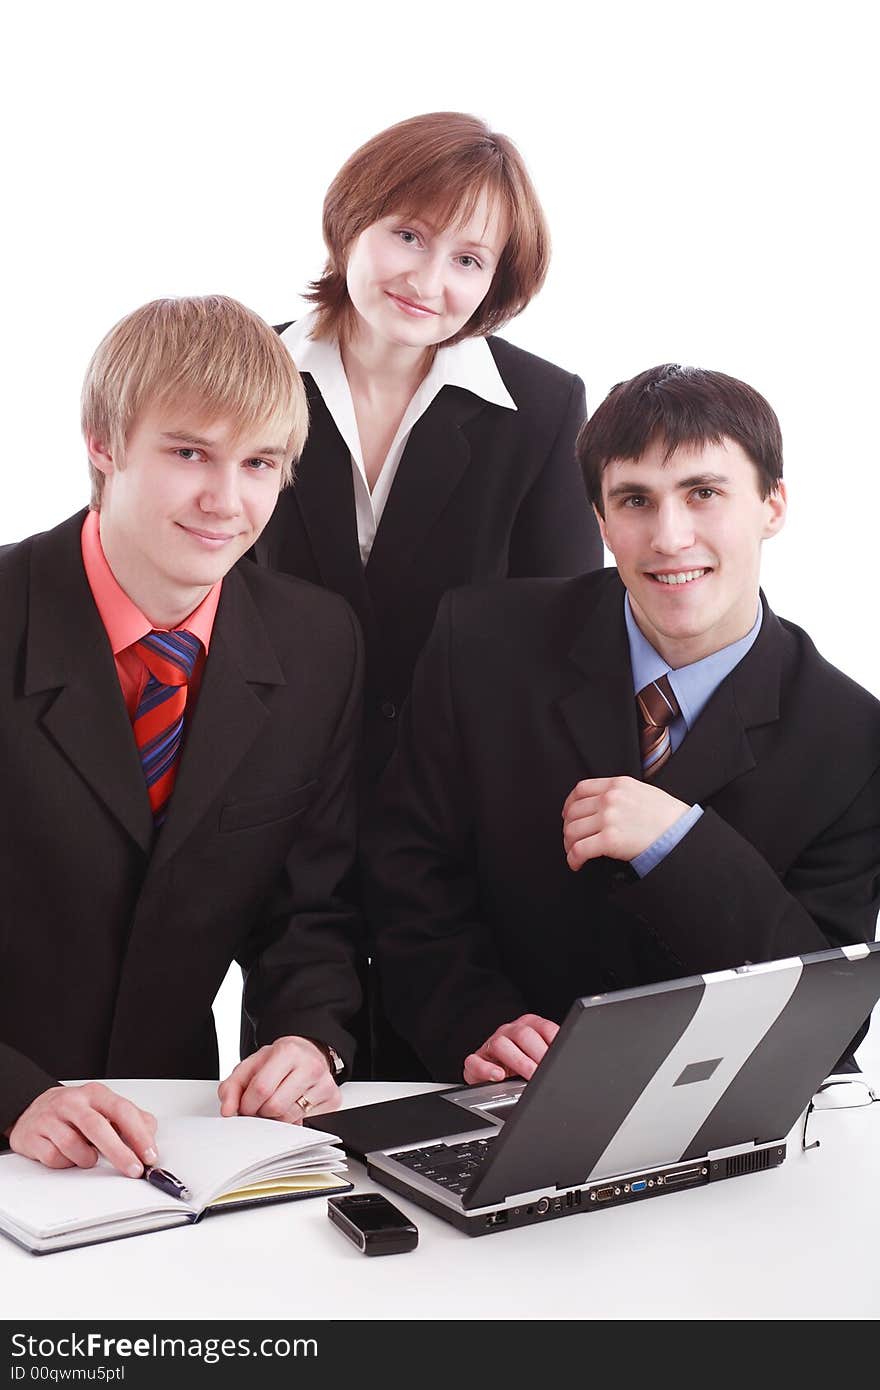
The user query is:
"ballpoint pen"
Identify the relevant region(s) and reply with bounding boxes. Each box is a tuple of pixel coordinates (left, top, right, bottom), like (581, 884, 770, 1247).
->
(143, 1165, 191, 1202)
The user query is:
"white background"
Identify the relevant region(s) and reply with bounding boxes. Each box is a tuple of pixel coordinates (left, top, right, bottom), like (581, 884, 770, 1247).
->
(2, 1, 877, 1075)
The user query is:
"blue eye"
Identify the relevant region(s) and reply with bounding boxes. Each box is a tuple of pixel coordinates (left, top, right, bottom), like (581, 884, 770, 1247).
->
(397, 229, 419, 245)
(457, 255, 482, 270)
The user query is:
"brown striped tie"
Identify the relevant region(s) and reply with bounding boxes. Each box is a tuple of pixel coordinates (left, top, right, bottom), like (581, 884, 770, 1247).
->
(636, 675, 680, 778)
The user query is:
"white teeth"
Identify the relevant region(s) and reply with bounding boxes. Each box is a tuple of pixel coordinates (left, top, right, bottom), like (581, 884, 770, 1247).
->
(652, 570, 707, 585)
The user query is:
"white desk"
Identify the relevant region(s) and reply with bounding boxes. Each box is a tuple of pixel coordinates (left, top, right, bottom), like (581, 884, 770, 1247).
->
(2, 1052, 879, 1323)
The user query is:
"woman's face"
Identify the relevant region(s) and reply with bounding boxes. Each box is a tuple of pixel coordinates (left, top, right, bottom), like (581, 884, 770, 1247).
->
(344, 188, 507, 350)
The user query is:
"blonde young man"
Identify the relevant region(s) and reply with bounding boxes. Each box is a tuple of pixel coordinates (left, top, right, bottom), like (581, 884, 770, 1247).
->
(0, 297, 363, 1176)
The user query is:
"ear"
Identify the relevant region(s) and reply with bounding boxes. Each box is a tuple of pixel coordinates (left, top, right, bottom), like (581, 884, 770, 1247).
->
(593, 503, 611, 554)
(762, 481, 787, 539)
(86, 432, 117, 479)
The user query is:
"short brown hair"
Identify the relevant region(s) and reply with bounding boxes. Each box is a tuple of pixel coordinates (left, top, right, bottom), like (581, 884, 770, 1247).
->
(82, 295, 309, 507)
(306, 111, 550, 345)
(578, 364, 784, 516)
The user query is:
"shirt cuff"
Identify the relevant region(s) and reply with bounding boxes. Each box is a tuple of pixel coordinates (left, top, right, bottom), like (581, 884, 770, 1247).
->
(630, 805, 704, 878)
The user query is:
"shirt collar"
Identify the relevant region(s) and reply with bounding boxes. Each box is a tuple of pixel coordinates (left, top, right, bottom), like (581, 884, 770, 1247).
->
(80, 509, 221, 656)
(624, 591, 763, 731)
(281, 310, 517, 415)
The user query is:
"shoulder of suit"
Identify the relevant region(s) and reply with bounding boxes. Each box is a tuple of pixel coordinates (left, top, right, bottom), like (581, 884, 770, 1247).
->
(0, 511, 82, 579)
(232, 557, 361, 636)
(774, 609, 880, 724)
(485, 334, 583, 400)
(441, 567, 615, 635)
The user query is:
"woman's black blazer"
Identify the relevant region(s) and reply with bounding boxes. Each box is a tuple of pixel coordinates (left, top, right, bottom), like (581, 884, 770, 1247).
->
(258, 330, 604, 781)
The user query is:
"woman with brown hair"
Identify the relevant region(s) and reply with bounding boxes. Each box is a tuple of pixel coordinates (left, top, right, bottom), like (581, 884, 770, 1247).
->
(258, 113, 604, 1077)
(260, 111, 603, 785)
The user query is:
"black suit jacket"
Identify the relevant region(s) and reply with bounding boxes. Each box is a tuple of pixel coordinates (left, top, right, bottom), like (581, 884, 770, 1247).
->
(0, 511, 364, 1132)
(365, 570, 880, 1081)
(257, 332, 604, 780)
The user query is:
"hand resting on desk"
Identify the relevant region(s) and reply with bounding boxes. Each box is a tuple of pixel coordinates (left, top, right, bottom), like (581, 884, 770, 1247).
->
(5, 1082, 158, 1176)
(463, 1014, 560, 1085)
(218, 1036, 340, 1122)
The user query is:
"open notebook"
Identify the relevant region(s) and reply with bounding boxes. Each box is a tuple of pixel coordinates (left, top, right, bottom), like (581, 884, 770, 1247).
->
(0, 1115, 350, 1255)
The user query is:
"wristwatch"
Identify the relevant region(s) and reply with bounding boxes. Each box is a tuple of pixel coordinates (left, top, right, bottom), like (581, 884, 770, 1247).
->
(312, 1040, 344, 1078)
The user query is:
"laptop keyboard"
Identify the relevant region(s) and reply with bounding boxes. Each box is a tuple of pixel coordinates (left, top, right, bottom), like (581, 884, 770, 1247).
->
(392, 1138, 498, 1194)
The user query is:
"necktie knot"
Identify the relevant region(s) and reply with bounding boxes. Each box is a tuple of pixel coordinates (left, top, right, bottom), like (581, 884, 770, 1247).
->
(134, 630, 201, 687)
(636, 674, 680, 778)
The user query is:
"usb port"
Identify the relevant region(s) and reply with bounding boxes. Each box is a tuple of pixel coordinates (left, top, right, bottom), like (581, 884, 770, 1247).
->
(631, 1179, 647, 1193)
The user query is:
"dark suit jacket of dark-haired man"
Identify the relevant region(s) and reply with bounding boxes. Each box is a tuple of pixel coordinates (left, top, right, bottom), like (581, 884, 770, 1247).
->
(0, 511, 364, 1133)
(365, 569, 880, 1082)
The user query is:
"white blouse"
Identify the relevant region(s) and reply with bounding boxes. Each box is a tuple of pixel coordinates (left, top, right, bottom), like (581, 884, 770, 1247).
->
(281, 312, 517, 564)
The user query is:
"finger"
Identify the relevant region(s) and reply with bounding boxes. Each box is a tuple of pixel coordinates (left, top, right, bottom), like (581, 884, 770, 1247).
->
(8, 1130, 75, 1169)
(562, 812, 602, 853)
(561, 796, 602, 826)
(562, 779, 609, 815)
(566, 832, 607, 870)
(464, 1053, 507, 1085)
(503, 1024, 553, 1065)
(259, 1073, 340, 1122)
(100, 1095, 159, 1165)
(75, 1110, 146, 1177)
(238, 1052, 302, 1118)
(521, 1016, 560, 1046)
(49, 1123, 100, 1169)
(218, 1052, 263, 1116)
(486, 1034, 543, 1081)
(305, 1082, 342, 1116)
(254, 1067, 321, 1122)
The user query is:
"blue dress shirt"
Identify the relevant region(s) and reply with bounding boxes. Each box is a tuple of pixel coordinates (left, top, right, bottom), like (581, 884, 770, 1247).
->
(625, 595, 762, 877)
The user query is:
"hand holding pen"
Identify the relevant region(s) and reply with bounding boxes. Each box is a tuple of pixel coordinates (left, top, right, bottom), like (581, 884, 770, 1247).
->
(6, 1082, 159, 1177)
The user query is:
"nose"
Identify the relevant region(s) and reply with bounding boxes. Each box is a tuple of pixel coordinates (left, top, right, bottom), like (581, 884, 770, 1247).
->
(199, 463, 242, 518)
(651, 499, 695, 554)
(405, 251, 445, 302)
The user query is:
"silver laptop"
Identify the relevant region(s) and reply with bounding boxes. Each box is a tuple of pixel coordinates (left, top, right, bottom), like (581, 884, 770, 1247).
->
(307, 944, 880, 1235)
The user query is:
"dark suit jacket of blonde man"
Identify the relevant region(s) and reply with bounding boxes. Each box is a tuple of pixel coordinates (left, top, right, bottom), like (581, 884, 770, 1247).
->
(0, 510, 364, 1133)
(365, 569, 880, 1081)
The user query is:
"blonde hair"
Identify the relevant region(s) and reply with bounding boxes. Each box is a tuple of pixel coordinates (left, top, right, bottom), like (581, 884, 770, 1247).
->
(306, 112, 550, 346)
(82, 295, 308, 506)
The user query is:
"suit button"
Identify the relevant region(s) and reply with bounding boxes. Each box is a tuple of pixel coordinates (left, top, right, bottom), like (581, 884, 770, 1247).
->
(611, 870, 628, 884)
(380, 700, 397, 720)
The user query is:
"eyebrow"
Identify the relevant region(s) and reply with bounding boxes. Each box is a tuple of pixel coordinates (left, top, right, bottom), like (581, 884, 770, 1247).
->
(160, 431, 287, 457)
(401, 216, 499, 256)
(605, 471, 730, 499)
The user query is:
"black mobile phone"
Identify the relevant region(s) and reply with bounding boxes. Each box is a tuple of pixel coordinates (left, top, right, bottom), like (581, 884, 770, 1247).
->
(327, 1192, 418, 1256)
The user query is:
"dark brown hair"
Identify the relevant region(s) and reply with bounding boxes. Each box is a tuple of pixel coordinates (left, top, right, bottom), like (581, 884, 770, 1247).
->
(306, 112, 550, 346)
(578, 364, 784, 515)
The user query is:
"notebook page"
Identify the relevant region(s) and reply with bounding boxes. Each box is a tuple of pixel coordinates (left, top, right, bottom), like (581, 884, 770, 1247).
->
(0, 1156, 183, 1239)
(153, 1115, 344, 1209)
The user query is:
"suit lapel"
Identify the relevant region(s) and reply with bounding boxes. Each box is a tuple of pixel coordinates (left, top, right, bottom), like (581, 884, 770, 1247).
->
(365, 386, 489, 620)
(651, 595, 783, 804)
(149, 568, 285, 869)
(25, 513, 154, 854)
(289, 379, 373, 635)
(556, 575, 643, 779)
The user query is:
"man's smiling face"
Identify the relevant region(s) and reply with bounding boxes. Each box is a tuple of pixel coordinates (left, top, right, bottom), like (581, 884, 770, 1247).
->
(597, 436, 787, 668)
(88, 405, 288, 627)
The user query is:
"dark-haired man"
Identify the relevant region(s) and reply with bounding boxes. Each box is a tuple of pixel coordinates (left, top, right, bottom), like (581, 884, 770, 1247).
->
(365, 365, 880, 1083)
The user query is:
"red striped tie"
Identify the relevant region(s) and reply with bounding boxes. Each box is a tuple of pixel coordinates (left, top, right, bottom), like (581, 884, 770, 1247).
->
(132, 630, 201, 825)
(636, 675, 680, 778)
